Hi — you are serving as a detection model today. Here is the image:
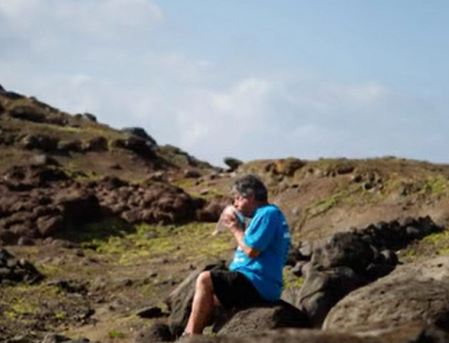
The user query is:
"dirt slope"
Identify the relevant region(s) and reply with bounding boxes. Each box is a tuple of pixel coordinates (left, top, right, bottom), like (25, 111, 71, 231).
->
(1, 87, 449, 342)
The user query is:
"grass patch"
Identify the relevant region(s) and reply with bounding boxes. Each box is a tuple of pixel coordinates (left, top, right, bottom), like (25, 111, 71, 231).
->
(421, 176, 449, 196)
(283, 268, 304, 289)
(81, 222, 233, 266)
(398, 229, 449, 263)
(108, 329, 126, 339)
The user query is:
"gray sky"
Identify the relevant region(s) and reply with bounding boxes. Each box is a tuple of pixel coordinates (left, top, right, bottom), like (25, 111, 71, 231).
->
(1, 0, 448, 166)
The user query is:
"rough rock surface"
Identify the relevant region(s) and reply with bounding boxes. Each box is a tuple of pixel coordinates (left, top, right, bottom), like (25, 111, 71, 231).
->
(177, 325, 449, 343)
(0, 248, 44, 284)
(283, 216, 443, 327)
(216, 301, 310, 337)
(323, 256, 449, 331)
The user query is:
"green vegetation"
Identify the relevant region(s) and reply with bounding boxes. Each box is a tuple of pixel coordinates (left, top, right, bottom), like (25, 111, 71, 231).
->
(283, 269, 304, 288)
(83, 222, 232, 266)
(108, 329, 126, 339)
(421, 176, 449, 195)
(399, 229, 449, 263)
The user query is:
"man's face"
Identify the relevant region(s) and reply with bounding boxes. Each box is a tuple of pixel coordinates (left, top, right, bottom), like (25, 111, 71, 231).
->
(233, 191, 256, 217)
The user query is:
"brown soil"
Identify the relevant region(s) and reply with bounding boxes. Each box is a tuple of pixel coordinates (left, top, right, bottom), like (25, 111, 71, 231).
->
(1, 90, 449, 342)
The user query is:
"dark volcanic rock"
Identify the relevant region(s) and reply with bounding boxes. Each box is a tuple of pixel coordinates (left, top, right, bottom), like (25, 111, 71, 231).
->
(83, 136, 108, 152)
(216, 300, 310, 337)
(3, 164, 68, 187)
(8, 105, 47, 123)
(165, 262, 227, 337)
(223, 157, 243, 172)
(57, 192, 102, 226)
(122, 127, 157, 146)
(22, 134, 59, 152)
(111, 136, 156, 159)
(57, 139, 83, 153)
(0, 248, 44, 284)
(311, 232, 374, 274)
(36, 215, 64, 237)
(293, 266, 365, 328)
(171, 325, 449, 343)
(134, 322, 173, 343)
(323, 256, 449, 332)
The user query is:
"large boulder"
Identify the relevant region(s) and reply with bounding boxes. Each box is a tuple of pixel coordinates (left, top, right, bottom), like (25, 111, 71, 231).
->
(111, 136, 156, 159)
(178, 325, 449, 343)
(291, 266, 366, 328)
(122, 127, 157, 147)
(56, 191, 102, 226)
(311, 232, 375, 275)
(216, 301, 310, 337)
(3, 164, 68, 188)
(21, 134, 59, 152)
(8, 105, 47, 123)
(323, 256, 449, 332)
(165, 261, 227, 337)
(82, 136, 108, 152)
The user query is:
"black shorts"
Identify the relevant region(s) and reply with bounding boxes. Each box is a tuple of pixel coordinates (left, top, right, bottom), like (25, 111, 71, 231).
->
(210, 270, 265, 310)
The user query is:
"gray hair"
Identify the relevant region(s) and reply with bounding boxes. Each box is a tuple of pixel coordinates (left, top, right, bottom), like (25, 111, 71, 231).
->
(233, 174, 268, 201)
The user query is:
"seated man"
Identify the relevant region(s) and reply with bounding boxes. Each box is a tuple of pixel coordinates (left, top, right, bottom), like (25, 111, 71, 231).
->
(184, 174, 291, 335)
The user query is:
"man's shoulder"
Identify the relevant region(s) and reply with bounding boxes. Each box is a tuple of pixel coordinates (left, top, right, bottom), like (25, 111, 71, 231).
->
(257, 204, 282, 215)
(254, 204, 286, 222)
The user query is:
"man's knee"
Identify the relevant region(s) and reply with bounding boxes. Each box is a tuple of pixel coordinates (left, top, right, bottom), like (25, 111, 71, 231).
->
(196, 271, 213, 291)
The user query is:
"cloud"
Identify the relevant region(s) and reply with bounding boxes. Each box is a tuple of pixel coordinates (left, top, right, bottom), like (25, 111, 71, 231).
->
(0, 1, 447, 166)
(0, 0, 163, 64)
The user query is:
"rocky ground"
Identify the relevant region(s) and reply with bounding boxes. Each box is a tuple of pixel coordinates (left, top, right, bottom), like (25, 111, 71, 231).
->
(1, 86, 449, 343)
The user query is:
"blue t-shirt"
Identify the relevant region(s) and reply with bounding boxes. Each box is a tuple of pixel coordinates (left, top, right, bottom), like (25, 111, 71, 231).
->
(229, 204, 291, 301)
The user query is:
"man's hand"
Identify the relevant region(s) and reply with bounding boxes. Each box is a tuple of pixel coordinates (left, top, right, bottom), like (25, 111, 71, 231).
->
(221, 212, 259, 258)
(221, 212, 242, 233)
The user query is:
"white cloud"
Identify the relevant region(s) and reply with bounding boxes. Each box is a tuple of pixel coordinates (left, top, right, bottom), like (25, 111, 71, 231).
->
(0, 1, 447, 166)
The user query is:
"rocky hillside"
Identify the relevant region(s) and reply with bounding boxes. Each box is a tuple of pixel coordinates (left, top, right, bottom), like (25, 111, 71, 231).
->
(1, 85, 449, 343)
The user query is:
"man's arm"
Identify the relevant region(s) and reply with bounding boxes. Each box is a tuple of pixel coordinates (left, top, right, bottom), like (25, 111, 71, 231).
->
(229, 226, 260, 258)
(222, 214, 260, 258)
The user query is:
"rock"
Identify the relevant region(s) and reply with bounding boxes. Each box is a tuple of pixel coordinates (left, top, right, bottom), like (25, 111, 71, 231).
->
(323, 256, 449, 331)
(136, 306, 165, 318)
(273, 158, 306, 176)
(21, 134, 59, 152)
(168, 325, 449, 343)
(0, 90, 24, 100)
(223, 157, 243, 172)
(216, 300, 310, 337)
(83, 136, 108, 152)
(57, 192, 102, 226)
(81, 112, 97, 122)
(134, 323, 173, 343)
(57, 140, 83, 153)
(8, 105, 47, 123)
(311, 232, 374, 275)
(297, 266, 365, 328)
(111, 136, 156, 159)
(36, 215, 64, 237)
(196, 196, 230, 222)
(165, 261, 227, 337)
(122, 127, 157, 146)
(31, 154, 59, 166)
(184, 170, 201, 178)
(99, 176, 129, 190)
(0, 248, 44, 284)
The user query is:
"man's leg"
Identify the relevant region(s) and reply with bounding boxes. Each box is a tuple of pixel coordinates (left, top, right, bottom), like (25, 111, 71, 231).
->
(184, 271, 218, 335)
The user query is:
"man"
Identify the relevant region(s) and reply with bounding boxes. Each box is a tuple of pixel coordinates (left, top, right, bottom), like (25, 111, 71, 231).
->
(183, 174, 291, 335)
